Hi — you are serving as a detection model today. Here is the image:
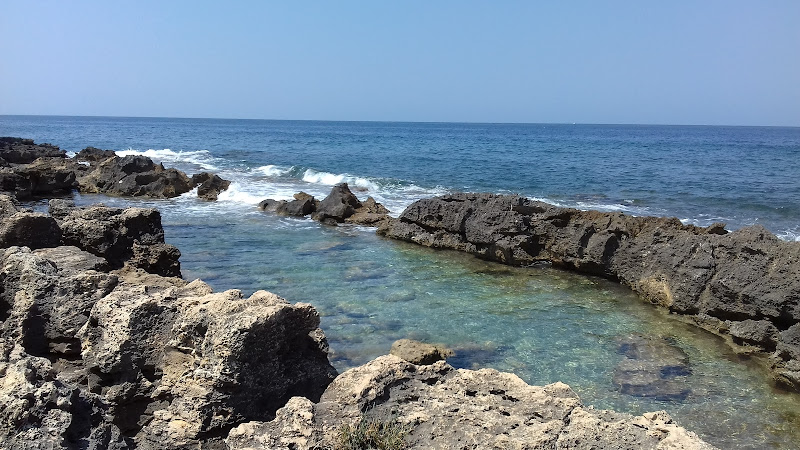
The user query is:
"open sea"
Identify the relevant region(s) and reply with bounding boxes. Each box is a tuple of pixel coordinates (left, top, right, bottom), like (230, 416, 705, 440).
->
(2, 115, 800, 448)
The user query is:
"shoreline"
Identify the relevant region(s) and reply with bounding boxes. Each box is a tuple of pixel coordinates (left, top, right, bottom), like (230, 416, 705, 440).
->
(0, 137, 716, 447)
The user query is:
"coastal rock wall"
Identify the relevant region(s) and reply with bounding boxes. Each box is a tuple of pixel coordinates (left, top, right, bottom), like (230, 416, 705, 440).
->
(378, 193, 800, 389)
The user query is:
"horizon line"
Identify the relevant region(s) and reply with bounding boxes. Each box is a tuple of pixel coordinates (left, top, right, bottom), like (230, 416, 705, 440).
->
(1, 113, 798, 129)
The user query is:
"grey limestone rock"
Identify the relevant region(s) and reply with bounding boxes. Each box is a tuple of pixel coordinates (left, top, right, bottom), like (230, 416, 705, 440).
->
(226, 355, 713, 450)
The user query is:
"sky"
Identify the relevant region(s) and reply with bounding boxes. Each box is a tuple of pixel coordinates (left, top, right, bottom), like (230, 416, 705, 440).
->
(1, 1, 799, 126)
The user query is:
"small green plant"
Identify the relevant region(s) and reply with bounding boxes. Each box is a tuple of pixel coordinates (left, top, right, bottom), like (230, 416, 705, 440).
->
(335, 413, 412, 450)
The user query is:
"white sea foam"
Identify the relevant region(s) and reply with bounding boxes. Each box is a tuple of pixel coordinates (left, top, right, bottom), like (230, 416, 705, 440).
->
(116, 148, 220, 171)
(256, 165, 290, 177)
(301, 169, 379, 191)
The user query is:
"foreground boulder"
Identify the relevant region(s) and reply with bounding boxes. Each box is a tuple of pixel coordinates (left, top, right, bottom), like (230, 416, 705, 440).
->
(378, 193, 800, 390)
(0, 248, 338, 448)
(227, 355, 713, 449)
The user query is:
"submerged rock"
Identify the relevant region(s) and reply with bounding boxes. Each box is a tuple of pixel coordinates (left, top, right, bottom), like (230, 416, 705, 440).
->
(227, 355, 713, 449)
(612, 335, 692, 402)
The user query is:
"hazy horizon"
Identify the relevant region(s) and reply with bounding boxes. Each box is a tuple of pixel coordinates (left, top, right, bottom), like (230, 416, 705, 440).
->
(2, 2, 798, 127)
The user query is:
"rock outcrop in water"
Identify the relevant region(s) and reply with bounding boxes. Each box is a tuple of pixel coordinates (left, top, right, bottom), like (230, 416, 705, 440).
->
(0, 137, 230, 200)
(377, 193, 800, 390)
(227, 355, 712, 449)
(258, 183, 391, 226)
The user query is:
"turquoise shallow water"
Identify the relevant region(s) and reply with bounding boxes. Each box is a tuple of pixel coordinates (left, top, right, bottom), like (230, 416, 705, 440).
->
(5, 116, 800, 448)
(63, 193, 800, 449)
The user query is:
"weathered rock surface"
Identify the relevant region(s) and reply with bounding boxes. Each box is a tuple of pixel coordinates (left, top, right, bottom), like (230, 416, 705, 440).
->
(378, 193, 800, 390)
(78, 154, 194, 198)
(0, 211, 62, 250)
(192, 172, 232, 201)
(0, 137, 67, 163)
(0, 246, 338, 449)
(52, 202, 182, 277)
(0, 138, 231, 201)
(258, 184, 391, 226)
(390, 338, 454, 365)
(227, 355, 713, 449)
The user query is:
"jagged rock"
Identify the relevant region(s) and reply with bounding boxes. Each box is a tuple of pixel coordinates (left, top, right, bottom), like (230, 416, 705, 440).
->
(226, 355, 713, 449)
(312, 183, 362, 224)
(0, 345, 128, 449)
(0, 137, 67, 163)
(78, 154, 193, 198)
(75, 146, 117, 162)
(54, 203, 181, 277)
(612, 335, 691, 401)
(378, 193, 800, 389)
(345, 196, 391, 226)
(390, 339, 454, 365)
(258, 199, 285, 212)
(0, 194, 20, 218)
(192, 172, 231, 201)
(80, 286, 337, 447)
(0, 247, 118, 356)
(0, 212, 61, 250)
(729, 319, 780, 350)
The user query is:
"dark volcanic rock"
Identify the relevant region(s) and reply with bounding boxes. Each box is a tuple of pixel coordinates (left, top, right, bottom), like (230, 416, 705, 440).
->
(378, 193, 800, 389)
(192, 172, 231, 201)
(312, 183, 362, 223)
(258, 198, 285, 212)
(53, 203, 181, 276)
(75, 146, 117, 162)
(277, 192, 318, 217)
(0, 137, 67, 163)
(345, 196, 391, 226)
(78, 154, 193, 198)
(729, 319, 780, 351)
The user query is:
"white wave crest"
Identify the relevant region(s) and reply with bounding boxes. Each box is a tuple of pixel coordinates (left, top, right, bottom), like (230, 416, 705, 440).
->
(256, 165, 289, 177)
(116, 148, 219, 171)
(216, 182, 268, 205)
(302, 169, 379, 191)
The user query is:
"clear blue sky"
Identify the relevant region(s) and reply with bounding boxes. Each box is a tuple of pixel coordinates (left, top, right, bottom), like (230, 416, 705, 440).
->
(1, 1, 798, 126)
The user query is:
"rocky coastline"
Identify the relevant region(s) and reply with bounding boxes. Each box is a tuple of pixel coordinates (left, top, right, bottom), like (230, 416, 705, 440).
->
(376, 193, 800, 392)
(0, 137, 731, 448)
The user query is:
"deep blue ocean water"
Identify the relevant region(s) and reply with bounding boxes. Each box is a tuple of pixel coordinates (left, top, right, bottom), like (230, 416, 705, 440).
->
(2, 115, 800, 448)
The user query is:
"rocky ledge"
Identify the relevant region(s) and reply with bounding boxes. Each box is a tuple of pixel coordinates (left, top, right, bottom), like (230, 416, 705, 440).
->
(0, 137, 230, 200)
(228, 355, 711, 449)
(377, 193, 800, 390)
